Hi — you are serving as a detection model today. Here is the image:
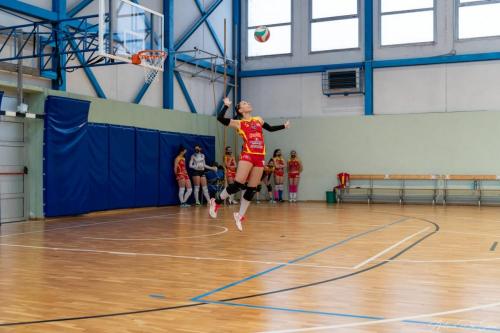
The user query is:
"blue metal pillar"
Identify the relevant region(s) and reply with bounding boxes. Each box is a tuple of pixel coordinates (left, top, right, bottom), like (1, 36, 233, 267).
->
(364, 0, 374, 116)
(164, 0, 174, 109)
(52, 0, 66, 91)
(174, 71, 197, 114)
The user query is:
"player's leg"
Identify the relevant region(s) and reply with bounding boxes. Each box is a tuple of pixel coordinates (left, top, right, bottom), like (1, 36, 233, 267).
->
(193, 175, 201, 205)
(233, 165, 264, 231)
(209, 160, 252, 218)
(183, 179, 193, 206)
(200, 175, 210, 205)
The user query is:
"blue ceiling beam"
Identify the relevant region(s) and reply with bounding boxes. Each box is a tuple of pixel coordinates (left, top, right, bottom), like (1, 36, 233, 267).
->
(193, 0, 224, 56)
(67, 0, 94, 17)
(68, 38, 107, 98)
(0, 1, 58, 21)
(240, 62, 363, 78)
(134, 81, 151, 104)
(174, 71, 197, 114)
(175, 0, 223, 51)
(373, 52, 500, 68)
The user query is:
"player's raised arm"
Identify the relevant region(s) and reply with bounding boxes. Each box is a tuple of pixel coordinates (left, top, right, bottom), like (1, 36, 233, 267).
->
(217, 98, 240, 129)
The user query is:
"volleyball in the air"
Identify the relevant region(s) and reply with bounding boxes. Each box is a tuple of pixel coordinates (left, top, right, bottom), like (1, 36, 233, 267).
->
(254, 26, 270, 43)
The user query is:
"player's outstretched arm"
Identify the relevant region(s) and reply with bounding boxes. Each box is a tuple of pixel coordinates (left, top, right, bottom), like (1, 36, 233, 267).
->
(262, 120, 290, 132)
(217, 98, 240, 129)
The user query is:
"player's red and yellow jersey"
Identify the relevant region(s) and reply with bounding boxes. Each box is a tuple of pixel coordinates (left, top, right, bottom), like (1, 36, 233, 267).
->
(237, 117, 265, 155)
(273, 157, 285, 170)
(175, 156, 188, 176)
(264, 164, 275, 176)
(288, 158, 301, 174)
(224, 155, 237, 172)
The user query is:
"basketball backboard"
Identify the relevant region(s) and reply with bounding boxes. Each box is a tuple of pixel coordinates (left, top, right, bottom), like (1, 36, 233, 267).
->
(99, 0, 164, 71)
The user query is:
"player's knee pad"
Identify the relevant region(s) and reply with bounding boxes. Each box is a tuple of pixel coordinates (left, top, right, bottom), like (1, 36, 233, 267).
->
(243, 187, 257, 201)
(227, 181, 245, 194)
(267, 185, 272, 192)
(256, 185, 262, 192)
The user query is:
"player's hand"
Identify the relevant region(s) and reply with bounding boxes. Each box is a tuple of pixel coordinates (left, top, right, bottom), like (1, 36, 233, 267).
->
(284, 120, 291, 129)
(223, 97, 232, 107)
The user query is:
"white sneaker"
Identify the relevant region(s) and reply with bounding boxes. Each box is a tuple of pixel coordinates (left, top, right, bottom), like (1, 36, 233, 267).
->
(209, 198, 219, 218)
(233, 212, 245, 231)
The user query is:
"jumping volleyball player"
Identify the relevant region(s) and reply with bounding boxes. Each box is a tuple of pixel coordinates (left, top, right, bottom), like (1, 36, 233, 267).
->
(209, 98, 290, 231)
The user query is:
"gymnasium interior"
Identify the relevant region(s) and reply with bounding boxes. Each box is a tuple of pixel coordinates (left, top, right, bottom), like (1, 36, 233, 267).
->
(1, 0, 500, 332)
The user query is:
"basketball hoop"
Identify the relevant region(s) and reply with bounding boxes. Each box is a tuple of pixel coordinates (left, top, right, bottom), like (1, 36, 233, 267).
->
(131, 50, 167, 84)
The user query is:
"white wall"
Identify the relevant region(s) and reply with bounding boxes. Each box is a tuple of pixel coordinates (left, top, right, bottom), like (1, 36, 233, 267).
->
(241, 0, 500, 118)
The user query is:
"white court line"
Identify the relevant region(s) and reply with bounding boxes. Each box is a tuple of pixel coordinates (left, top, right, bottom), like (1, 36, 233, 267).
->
(84, 224, 228, 241)
(352, 227, 431, 269)
(0, 213, 179, 238)
(258, 301, 500, 333)
(0, 243, 353, 270)
(387, 257, 500, 264)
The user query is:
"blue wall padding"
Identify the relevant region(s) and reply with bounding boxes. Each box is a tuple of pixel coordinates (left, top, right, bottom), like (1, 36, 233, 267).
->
(88, 123, 110, 212)
(159, 132, 184, 205)
(44, 94, 216, 216)
(135, 128, 160, 207)
(109, 126, 136, 209)
(44, 96, 91, 217)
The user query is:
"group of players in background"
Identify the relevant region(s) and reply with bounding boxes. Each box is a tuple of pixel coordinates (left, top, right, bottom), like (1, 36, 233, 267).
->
(173, 144, 303, 208)
(224, 146, 303, 204)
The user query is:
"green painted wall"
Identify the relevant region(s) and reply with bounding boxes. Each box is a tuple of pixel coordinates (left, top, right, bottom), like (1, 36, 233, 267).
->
(264, 111, 500, 201)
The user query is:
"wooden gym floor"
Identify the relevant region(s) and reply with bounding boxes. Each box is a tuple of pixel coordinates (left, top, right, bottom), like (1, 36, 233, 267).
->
(1, 203, 500, 332)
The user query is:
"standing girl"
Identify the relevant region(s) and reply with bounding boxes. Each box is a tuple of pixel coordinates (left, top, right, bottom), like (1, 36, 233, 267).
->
(287, 150, 303, 202)
(189, 144, 217, 205)
(209, 98, 290, 231)
(257, 158, 276, 203)
(273, 149, 286, 202)
(174, 146, 193, 207)
(224, 146, 238, 204)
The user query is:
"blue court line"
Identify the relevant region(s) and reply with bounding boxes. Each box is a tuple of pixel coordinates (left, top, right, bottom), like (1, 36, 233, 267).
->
(200, 299, 500, 332)
(192, 217, 409, 301)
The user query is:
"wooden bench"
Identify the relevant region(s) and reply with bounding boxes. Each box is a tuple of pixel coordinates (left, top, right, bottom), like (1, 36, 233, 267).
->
(338, 174, 440, 205)
(338, 174, 500, 206)
(443, 175, 500, 206)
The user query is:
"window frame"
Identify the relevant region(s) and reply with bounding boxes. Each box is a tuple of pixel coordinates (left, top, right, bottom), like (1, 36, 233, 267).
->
(246, 0, 294, 59)
(455, 0, 500, 41)
(308, 0, 361, 54)
(379, 0, 437, 47)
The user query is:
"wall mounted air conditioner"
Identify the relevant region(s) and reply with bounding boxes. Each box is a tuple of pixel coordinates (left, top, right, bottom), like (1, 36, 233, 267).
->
(322, 68, 364, 96)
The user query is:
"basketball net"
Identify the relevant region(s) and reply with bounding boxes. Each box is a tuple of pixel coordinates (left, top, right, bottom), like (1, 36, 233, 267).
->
(132, 50, 168, 84)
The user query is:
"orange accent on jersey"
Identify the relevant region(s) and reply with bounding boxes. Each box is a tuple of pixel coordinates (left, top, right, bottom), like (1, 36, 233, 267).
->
(288, 159, 301, 174)
(224, 155, 237, 172)
(175, 157, 188, 176)
(274, 157, 285, 177)
(237, 117, 266, 155)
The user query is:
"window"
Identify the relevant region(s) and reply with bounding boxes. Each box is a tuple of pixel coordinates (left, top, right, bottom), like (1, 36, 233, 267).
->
(458, 0, 500, 40)
(310, 0, 359, 52)
(247, 0, 292, 57)
(380, 0, 435, 46)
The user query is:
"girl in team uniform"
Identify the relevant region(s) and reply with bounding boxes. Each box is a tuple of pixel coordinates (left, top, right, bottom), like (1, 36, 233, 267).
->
(287, 150, 303, 202)
(189, 144, 217, 205)
(272, 149, 286, 202)
(209, 98, 290, 231)
(256, 158, 276, 203)
(224, 146, 238, 204)
(174, 146, 193, 207)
